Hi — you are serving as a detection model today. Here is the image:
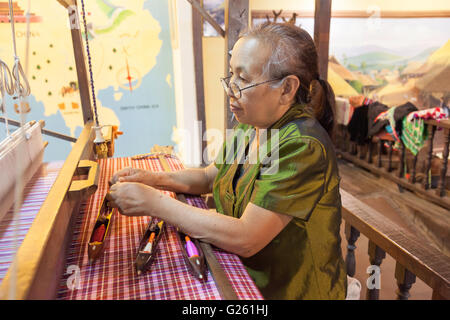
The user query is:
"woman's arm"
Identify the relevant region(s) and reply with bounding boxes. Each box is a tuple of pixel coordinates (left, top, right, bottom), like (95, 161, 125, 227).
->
(153, 197, 293, 257)
(110, 162, 219, 195)
(107, 182, 292, 258)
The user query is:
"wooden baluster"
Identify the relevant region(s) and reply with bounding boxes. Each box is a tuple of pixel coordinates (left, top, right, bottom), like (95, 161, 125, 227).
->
(368, 142, 373, 164)
(345, 223, 360, 277)
(359, 144, 366, 160)
(366, 241, 386, 300)
(344, 128, 350, 153)
(424, 125, 436, 190)
(341, 126, 345, 151)
(437, 128, 449, 197)
(377, 140, 382, 168)
(398, 142, 405, 179)
(395, 263, 416, 300)
(387, 141, 393, 172)
(351, 142, 357, 155)
(411, 154, 418, 184)
(432, 289, 445, 300)
(335, 124, 342, 150)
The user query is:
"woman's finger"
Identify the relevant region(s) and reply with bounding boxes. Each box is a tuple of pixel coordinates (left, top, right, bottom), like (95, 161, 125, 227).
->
(118, 173, 140, 183)
(109, 167, 133, 185)
(105, 191, 116, 204)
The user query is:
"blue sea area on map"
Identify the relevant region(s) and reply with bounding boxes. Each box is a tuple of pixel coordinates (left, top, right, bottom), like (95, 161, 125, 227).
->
(0, 94, 72, 162)
(97, 0, 176, 158)
(1, 0, 176, 162)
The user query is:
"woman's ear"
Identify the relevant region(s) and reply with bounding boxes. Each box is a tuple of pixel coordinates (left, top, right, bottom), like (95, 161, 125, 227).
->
(279, 75, 300, 105)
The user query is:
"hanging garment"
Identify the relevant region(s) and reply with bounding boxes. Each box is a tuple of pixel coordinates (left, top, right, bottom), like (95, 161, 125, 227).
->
(408, 106, 450, 121)
(367, 102, 389, 137)
(401, 115, 428, 156)
(370, 102, 418, 141)
(347, 105, 369, 144)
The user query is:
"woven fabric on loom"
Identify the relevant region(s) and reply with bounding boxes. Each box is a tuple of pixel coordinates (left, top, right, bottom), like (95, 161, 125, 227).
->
(0, 161, 64, 282)
(57, 157, 263, 300)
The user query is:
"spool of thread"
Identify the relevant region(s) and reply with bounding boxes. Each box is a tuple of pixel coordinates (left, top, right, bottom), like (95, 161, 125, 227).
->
(91, 224, 106, 242)
(185, 236, 199, 257)
(143, 232, 155, 253)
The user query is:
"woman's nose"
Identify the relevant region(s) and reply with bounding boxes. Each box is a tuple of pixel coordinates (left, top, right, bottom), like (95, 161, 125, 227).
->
(225, 86, 234, 98)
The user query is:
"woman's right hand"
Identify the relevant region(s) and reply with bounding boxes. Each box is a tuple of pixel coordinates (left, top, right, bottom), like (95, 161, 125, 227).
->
(109, 167, 156, 187)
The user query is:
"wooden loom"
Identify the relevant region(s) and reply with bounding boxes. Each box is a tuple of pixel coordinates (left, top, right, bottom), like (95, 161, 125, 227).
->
(0, 120, 47, 223)
(0, 0, 118, 299)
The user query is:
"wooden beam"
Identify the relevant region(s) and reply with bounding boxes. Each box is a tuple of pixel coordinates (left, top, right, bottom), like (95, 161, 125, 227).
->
(341, 189, 450, 299)
(0, 122, 96, 299)
(56, 0, 76, 9)
(224, 0, 248, 130)
(186, 0, 225, 38)
(192, 1, 207, 166)
(252, 10, 450, 20)
(337, 149, 450, 210)
(1, 116, 77, 142)
(313, 0, 332, 80)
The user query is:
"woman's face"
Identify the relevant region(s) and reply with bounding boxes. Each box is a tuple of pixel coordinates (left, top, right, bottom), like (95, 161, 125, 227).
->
(228, 37, 286, 128)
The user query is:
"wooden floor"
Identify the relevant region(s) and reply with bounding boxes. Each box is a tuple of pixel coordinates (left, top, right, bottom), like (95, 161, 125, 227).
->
(338, 159, 450, 300)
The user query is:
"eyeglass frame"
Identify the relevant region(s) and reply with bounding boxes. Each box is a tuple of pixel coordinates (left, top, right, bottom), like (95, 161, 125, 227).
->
(220, 75, 284, 99)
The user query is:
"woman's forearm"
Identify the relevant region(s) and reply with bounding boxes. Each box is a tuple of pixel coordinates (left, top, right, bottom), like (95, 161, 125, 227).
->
(152, 168, 212, 195)
(149, 192, 252, 257)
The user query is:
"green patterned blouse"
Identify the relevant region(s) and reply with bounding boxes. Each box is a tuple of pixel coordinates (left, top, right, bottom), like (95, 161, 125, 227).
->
(213, 103, 347, 299)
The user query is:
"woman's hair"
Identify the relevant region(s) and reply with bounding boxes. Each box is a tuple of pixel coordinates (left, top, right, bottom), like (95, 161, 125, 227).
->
(240, 22, 335, 134)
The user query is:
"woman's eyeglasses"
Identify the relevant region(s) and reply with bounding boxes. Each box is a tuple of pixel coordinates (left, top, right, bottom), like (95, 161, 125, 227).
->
(220, 76, 283, 99)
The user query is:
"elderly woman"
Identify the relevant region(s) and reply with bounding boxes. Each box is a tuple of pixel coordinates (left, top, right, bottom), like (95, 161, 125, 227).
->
(107, 23, 347, 300)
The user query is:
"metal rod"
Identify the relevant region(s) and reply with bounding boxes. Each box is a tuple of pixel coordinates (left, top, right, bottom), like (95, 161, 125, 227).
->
(1, 116, 77, 142)
(186, 0, 225, 38)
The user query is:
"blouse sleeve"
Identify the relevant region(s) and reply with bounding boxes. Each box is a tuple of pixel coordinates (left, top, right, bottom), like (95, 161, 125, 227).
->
(250, 137, 327, 221)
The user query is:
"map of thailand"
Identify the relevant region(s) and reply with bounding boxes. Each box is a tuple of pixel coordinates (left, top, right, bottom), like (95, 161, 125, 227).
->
(0, 0, 177, 161)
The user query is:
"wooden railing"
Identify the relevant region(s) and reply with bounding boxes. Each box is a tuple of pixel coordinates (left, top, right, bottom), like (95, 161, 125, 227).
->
(341, 189, 450, 300)
(335, 119, 450, 210)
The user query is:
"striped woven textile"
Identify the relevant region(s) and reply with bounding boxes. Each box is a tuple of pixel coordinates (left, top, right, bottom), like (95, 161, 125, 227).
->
(57, 157, 263, 300)
(0, 161, 64, 282)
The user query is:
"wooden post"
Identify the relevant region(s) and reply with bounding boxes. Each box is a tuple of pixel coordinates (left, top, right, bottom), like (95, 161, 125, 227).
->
(377, 140, 383, 168)
(411, 154, 418, 183)
(187, 0, 225, 37)
(367, 141, 373, 164)
(313, 0, 332, 80)
(395, 263, 416, 300)
(366, 241, 386, 300)
(398, 142, 406, 178)
(192, 1, 207, 166)
(63, 1, 94, 124)
(224, 0, 249, 130)
(437, 129, 449, 197)
(387, 140, 393, 172)
(424, 125, 436, 189)
(345, 223, 360, 277)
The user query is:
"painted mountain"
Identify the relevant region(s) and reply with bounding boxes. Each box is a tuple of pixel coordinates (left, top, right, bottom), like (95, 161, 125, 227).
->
(343, 46, 438, 72)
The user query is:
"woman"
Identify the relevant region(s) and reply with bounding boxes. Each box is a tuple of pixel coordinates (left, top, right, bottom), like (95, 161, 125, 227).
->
(107, 23, 347, 300)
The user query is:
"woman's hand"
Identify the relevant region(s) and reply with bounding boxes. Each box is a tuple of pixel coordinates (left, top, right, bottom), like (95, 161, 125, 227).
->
(109, 167, 156, 186)
(106, 182, 160, 217)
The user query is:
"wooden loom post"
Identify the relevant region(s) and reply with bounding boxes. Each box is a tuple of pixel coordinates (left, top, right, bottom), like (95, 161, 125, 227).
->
(0, 123, 97, 299)
(57, 0, 94, 124)
(224, 0, 249, 131)
(313, 0, 332, 80)
(191, 1, 207, 166)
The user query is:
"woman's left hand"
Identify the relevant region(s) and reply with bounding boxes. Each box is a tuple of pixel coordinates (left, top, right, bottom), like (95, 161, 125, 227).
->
(106, 182, 160, 217)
